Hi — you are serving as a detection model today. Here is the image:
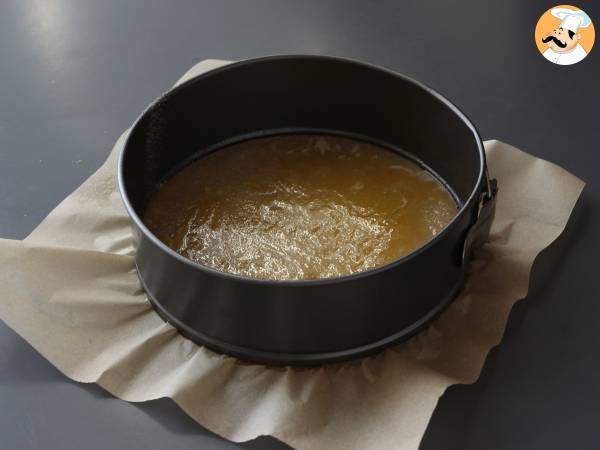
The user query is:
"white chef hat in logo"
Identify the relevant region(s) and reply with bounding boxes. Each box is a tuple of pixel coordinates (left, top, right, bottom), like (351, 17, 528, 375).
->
(551, 7, 592, 33)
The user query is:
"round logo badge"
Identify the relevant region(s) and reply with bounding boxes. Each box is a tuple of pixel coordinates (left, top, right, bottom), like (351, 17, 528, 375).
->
(535, 5, 595, 65)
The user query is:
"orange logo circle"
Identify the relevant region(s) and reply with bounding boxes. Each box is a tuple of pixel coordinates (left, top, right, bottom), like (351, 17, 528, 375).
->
(534, 5, 595, 65)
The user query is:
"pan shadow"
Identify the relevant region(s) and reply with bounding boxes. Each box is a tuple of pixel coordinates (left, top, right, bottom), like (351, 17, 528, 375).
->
(419, 193, 587, 450)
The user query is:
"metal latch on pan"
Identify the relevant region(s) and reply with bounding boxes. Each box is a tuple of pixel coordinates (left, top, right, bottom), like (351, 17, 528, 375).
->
(462, 171, 498, 264)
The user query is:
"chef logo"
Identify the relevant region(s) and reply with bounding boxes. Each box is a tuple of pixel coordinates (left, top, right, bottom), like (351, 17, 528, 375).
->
(535, 5, 595, 65)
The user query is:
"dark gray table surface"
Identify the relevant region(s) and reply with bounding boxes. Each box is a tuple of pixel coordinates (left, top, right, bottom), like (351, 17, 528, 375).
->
(1, 1, 599, 449)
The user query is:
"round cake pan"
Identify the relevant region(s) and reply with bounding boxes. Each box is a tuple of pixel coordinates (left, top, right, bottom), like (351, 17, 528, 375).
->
(118, 55, 497, 366)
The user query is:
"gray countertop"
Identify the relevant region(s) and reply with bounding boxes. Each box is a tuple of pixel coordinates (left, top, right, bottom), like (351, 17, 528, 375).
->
(1, 1, 599, 449)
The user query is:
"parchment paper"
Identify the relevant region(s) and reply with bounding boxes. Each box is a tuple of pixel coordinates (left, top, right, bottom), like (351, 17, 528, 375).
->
(0, 60, 585, 450)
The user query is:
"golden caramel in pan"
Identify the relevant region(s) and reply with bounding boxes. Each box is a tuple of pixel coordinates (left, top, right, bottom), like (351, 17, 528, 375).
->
(143, 135, 457, 280)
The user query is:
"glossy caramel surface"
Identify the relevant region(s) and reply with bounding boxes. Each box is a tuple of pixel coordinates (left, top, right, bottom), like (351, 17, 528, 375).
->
(143, 135, 457, 280)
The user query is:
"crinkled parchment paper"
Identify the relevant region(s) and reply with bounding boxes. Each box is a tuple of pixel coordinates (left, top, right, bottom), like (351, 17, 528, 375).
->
(0, 60, 584, 450)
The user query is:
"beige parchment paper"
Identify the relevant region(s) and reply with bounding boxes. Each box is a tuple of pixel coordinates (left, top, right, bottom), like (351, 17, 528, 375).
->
(0, 60, 585, 450)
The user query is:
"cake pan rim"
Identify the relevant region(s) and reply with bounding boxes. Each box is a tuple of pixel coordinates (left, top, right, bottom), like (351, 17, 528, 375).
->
(117, 54, 487, 286)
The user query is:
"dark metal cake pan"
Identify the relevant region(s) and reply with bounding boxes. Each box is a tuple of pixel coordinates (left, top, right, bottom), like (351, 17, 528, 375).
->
(118, 55, 496, 365)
